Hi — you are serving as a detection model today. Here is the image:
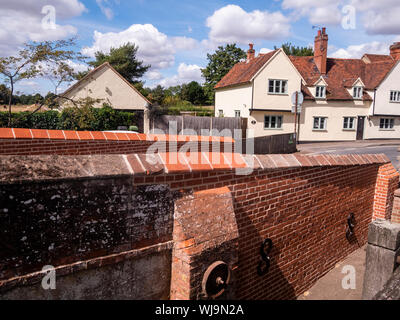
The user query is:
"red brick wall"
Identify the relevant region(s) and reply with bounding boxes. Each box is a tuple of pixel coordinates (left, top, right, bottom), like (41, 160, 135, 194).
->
(1, 145, 398, 300)
(373, 163, 400, 220)
(0, 128, 232, 155)
(134, 164, 384, 299)
(391, 189, 400, 224)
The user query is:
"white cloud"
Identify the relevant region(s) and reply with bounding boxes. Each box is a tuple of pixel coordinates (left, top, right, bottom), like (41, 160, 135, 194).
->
(158, 63, 203, 87)
(64, 60, 89, 73)
(96, 0, 114, 20)
(82, 24, 198, 71)
(172, 37, 199, 51)
(350, 0, 400, 35)
(282, 0, 343, 25)
(0, 0, 86, 56)
(146, 70, 163, 80)
(331, 41, 390, 58)
(259, 48, 273, 54)
(205, 5, 290, 46)
(14, 80, 40, 94)
(281, 0, 400, 35)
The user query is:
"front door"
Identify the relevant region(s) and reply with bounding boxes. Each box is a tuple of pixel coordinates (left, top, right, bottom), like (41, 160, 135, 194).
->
(356, 116, 365, 140)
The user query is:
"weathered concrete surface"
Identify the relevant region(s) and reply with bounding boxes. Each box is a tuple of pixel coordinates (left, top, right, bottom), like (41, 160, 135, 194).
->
(0, 243, 172, 300)
(0, 155, 131, 183)
(374, 266, 400, 300)
(0, 179, 175, 280)
(362, 219, 400, 300)
(297, 246, 366, 300)
(367, 219, 400, 250)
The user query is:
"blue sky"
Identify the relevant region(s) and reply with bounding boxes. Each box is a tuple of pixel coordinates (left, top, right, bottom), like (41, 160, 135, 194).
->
(1, 0, 400, 95)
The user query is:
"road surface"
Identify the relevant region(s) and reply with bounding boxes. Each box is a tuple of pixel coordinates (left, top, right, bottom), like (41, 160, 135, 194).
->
(298, 141, 400, 171)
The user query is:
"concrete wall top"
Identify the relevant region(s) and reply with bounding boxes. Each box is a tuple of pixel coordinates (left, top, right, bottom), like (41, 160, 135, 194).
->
(0, 152, 391, 184)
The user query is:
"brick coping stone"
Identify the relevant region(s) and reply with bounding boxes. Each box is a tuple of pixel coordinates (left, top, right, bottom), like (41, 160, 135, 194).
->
(0, 152, 390, 183)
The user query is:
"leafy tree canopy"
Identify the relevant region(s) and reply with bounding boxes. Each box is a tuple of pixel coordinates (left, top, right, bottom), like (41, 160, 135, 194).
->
(0, 38, 86, 126)
(201, 44, 246, 104)
(275, 42, 314, 56)
(86, 43, 150, 84)
(180, 81, 206, 106)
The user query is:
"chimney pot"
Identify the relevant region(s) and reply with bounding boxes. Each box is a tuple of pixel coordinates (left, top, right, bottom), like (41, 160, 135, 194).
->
(390, 42, 400, 60)
(247, 43, 255, 61)
(314, 27, 328, 74)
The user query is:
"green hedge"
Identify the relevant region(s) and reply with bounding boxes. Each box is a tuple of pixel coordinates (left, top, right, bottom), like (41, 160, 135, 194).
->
(0, 106, 138, 131)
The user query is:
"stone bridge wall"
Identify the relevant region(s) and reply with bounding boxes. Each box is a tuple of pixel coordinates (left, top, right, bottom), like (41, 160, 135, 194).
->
(0, 152, 398, 300)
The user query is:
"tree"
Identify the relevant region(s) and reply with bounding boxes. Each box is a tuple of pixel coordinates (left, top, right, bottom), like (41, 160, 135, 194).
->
(147, 85, 165, 105)
(201, 44, 246, 104)
(87, 43, 150, 84)
(133, 81, 151, 98)
(275, 42, 314, 56)
(180, 81, 206, 105)
(0, 38, 85, 126)
(44, 61, 79, 94)
(0, 84, 9, 105)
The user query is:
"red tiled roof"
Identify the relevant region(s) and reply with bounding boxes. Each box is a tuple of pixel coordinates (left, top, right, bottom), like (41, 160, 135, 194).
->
(362, 54, 394, 63)
(216, 49, 397, 101)
(215, 50, 277, 89)
(290, 56, 396, 100)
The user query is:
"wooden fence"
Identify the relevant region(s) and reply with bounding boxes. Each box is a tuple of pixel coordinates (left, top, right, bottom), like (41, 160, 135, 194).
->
(151, 115, 247, 138)
(241, 133, 297, 154)
(151, 115, 296, 154)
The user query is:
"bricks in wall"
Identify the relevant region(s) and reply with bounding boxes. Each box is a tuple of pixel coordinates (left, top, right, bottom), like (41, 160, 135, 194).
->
(170, 187, 239, 300)
(134, 164, 382, 300)
(373, 163, 399, 221)
(391, 189, 400, 224)
(0, 128, 234, 156)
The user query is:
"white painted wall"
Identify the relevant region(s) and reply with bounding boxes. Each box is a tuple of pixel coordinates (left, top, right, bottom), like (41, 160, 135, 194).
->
(299, 101, 370, 141)
(253, 50, 302, 111)
(214, 84, 252, 118)
(364, 116, 400, 139)
(247, 110, 295, 137)
(373, 62, 400, 116)
(62, 65, 149, 111)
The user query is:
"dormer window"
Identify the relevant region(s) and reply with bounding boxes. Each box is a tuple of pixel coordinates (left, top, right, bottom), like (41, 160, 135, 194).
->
(353, 87, 363, 99)
(315, 86, 326, 99)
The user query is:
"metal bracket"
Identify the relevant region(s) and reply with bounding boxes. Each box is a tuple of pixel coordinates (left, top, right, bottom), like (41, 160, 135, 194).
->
(257, 238, 273, 276)
(346, 213, 355, 240)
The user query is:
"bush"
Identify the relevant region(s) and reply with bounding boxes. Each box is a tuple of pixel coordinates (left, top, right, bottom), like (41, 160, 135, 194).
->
(0, 106, 138, 131)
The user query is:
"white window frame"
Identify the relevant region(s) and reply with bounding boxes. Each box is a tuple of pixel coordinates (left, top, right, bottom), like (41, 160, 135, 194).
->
(313, 117, 327, 130)
(343, 117, 356, 130)
(264, 115, 283, 129)
(379, 118, 395, 130)
(315, 86, 326, 99)
(218, 109, 224, 117)
(234, 110, 241, 118)
(353, 86, 363, 99)
(268, 79, 288, 95)
(390, 90, 400, 103)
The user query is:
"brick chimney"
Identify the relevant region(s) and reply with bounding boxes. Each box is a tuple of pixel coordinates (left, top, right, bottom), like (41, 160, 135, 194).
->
(247, 43, 255, 61)
(390, 42, 400, 60)
(314, 27, 328, 75)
